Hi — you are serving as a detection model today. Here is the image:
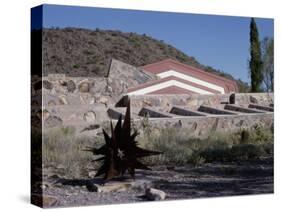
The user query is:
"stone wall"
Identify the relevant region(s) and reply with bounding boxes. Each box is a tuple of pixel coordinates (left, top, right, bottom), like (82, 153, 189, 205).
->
(133, 113, 273, 138)
(119, 93, 274, 110)
(231, 93, 274, 106)
(120, 94, 231, 110)
(31, 59, 274, 137)
(31, 59, 157, 107)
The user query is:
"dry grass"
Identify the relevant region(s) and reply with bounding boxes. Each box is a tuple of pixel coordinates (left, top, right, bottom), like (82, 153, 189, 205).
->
(42, 127, 103, 178)
(139, 126, 273, 166)
(37, 123, 273, 178)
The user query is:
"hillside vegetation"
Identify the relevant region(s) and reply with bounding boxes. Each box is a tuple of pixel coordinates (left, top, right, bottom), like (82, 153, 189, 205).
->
(36, 28, 248, 91)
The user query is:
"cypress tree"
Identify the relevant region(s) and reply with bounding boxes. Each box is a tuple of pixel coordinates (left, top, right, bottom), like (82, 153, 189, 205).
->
(249, 18, 263, 92)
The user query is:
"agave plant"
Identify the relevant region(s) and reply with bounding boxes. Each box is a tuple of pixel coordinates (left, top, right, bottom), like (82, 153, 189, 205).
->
(84, 101, 161, 181)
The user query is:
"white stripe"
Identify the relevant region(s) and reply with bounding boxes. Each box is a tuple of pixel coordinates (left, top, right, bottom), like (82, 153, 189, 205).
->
(127, 80, 215, 95)
(157, 70, 225, 94)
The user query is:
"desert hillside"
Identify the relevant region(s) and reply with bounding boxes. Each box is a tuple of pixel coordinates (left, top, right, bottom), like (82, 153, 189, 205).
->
(31, 28, 248, 91)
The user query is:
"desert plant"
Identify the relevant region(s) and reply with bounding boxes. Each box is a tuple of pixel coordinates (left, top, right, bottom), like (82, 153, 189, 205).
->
(42, 126, 100, 178)
(140, 114, 152, 136)
(140, 126, 273, 166)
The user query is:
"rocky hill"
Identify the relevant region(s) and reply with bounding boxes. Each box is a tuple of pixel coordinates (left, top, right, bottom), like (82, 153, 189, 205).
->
(32, 28, 248, 91)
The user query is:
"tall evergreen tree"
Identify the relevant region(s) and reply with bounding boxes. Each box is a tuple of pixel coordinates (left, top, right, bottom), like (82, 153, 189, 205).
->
(261, 37, 274, 92)
(249, 18, 263, 92)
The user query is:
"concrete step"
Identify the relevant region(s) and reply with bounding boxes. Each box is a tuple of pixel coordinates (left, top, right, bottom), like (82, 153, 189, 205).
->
(198, 105, 237, 115)
(224, 104, 264, 114)
(170, 106, 206, 116)
(248, 104, 274, 112)
(139, 107, 175, 118)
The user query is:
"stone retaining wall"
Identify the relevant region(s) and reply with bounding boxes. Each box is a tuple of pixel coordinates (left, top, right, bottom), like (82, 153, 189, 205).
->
(133, 113, 274, 138)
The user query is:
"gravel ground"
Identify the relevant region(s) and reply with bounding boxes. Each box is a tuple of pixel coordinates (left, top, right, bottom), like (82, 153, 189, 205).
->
(37, 156, 273, 208)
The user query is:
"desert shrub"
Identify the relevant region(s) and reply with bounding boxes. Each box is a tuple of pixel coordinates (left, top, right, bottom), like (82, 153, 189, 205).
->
(251, 124, 273, 144)
(141, 128, 196, 166)
(188, 153, 206, 167)
(140, 114, 152, 136)
(73, 64, 80, 69)
(240, 129, 250, 144)
(201, 144, 266, 162)
(42, 127, 103, 178)
(83, 50, 95, 55)
(140, 126, 273, 166)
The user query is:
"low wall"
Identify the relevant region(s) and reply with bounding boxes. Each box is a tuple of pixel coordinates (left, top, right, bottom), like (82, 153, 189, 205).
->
(232, 93, 274, 106)
(120, 94, 230, 110)
(118, 93, 274, 110)
(133, 113, 274, 138)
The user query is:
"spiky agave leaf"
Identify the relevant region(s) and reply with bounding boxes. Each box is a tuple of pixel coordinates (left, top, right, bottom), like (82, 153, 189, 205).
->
(86, 100, 161, 181)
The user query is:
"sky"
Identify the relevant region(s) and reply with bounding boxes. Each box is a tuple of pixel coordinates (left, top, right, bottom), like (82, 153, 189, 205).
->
(32, 4, 274, 83)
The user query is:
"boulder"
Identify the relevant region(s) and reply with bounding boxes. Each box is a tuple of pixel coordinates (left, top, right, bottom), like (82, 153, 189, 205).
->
(145, 188, 166, 201)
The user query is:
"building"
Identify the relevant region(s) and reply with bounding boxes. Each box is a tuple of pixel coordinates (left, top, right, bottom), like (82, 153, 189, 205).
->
(127, 59, 239, 95)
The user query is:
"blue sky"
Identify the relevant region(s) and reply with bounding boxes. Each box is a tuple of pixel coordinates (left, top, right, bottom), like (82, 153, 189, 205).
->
(33, 4, 274, 83)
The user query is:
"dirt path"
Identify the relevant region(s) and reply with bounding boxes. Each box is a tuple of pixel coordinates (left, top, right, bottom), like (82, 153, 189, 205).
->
(40, 156, 273, 207)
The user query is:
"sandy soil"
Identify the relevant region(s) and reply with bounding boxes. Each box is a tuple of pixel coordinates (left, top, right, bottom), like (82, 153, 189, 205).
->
(37, 156, 273, 208)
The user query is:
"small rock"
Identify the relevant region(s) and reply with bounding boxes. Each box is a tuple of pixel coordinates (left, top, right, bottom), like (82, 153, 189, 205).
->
(42, 109, 50, 120)
(145, 188, 166, 201)
(48, 100, 56, 106)
(40, 183, 50, 190)
(86, 183, 99, 192)
(59, 79, 67, 86)
(143, 100, 152, 107)
(88, 171, 96, 178)
(106, 85, 113, 93)
(97, 182, 132, 193)
(67, 80, 76, 92)
(44, 116, 63, 127)
(43, 80, 53, 90)
(83, 111, 96, 123)
(79, 82, 90, 93)
(89, 98, 96, 104)
(99, 96, 108, 105)
(250, 95, 258, 104)
(131, 180, 153, 192)
(58, 95, 68, 105)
